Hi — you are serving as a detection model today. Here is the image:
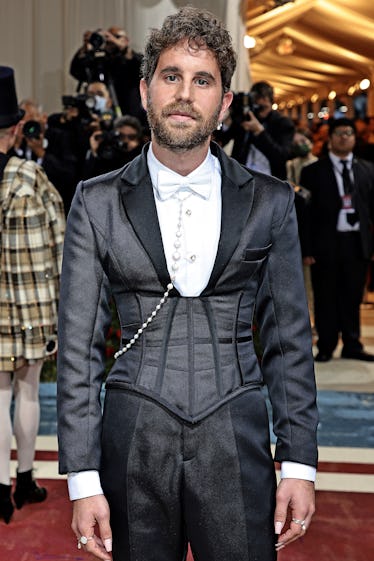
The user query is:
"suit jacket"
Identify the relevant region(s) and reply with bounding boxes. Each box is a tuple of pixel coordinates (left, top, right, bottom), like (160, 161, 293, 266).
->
(57, 142, 318, 474)
(299, 155, 374, 260)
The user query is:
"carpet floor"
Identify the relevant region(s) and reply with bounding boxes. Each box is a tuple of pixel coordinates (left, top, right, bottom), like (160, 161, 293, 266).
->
(1, 479, 373, 561)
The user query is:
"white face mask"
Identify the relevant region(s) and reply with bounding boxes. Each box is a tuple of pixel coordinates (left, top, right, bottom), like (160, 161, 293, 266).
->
(94, 95, 107, 114)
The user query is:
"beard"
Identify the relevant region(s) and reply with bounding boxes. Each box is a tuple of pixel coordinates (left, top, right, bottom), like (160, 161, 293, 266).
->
(146, 95, 221, 151)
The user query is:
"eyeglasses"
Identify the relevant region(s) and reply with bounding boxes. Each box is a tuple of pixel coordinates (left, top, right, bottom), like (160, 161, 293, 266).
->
(332, 129, 355, 137)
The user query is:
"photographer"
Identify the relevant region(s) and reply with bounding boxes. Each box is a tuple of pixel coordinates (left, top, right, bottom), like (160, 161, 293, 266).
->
(46, 94, 96, 213)
(11, 99, 47, 162)
(7, 98, 78, 216)
(69, 26, 145, 122)
(218, 81, 295, 179)
(82, 114, 144, 179)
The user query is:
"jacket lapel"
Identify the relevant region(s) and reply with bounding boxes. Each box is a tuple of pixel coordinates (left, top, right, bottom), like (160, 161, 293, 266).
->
(119, 146, 171, 289)
(324, 157, 342, 210)
(119, 143, 255, 294)
(204, 144, 254, 293)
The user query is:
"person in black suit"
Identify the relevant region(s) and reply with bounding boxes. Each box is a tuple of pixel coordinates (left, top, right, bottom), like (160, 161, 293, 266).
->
(300, 118, 374, 362)
(57, 7, 318, 561)
(216, 81, 294, 179)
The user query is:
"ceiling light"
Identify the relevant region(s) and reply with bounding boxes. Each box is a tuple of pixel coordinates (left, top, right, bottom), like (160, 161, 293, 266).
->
(276, 36, 295, 56)
(244, 35, 256, 49)
(359, 78, 370, 90)
(311, 94, 319, 103)
(328, 90, 336, 100)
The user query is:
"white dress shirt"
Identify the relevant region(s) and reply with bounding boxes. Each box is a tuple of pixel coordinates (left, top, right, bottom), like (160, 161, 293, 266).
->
(68, 143, 315, 500)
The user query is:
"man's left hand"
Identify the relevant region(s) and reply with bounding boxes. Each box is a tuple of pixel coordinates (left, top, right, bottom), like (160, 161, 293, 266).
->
(274, 478, 315, 551)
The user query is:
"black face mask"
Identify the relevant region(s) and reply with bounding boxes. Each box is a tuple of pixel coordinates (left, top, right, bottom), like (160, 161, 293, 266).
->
(292, 142, 311, 158)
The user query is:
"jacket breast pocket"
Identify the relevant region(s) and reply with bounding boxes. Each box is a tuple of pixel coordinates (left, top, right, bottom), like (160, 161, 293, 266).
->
(242, 243, 272, 263)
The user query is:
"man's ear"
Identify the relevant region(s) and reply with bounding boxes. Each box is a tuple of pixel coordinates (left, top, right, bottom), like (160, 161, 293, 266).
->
(139, 79, 148, 111)
(218, 91, 233, 123)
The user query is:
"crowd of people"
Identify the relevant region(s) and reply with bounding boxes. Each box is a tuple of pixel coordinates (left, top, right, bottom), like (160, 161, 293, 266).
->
(2, 27, 146, 217)
(0, 8, 373, 561)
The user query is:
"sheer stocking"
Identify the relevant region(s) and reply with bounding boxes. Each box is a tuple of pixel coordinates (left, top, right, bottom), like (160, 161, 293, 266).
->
(0, 372, 13, 485)
(0, 360, 43, 484)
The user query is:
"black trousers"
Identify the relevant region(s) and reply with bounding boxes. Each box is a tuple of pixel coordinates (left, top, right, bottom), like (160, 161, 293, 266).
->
(311, 233, 368, 355)
(100, 388, 277, 561)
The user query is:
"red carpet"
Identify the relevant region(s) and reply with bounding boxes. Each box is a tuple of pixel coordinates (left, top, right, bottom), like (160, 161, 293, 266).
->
(0, 480, 373, 560)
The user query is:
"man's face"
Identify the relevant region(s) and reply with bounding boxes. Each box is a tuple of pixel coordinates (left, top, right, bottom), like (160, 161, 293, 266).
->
(117, 125, 139, 151)
(252, 95, 272, 120)
(329, 126, 356, 157)
(140, 40, 232, 152)
(87, 83, 111, 106)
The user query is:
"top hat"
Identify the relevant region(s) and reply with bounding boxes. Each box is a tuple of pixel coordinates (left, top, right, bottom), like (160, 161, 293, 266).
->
(0, 66, 25, 128)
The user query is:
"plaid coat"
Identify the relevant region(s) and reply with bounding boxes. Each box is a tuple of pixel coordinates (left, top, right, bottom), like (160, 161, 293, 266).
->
(0, 156, 65, 371)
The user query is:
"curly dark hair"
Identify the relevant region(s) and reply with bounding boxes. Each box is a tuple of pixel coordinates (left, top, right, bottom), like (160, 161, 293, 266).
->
(141, 6, 237, 93)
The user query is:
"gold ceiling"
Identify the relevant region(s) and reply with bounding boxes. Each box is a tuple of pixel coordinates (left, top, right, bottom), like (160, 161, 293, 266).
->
(242, 0, 374, 109)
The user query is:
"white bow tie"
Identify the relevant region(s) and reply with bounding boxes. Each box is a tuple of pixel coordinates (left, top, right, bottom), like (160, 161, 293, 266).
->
(156, 169, 212, 201)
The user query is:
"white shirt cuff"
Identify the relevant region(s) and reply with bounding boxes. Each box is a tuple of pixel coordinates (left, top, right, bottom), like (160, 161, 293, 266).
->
(67, 470, 104, 500)
(281, 461, 316, 482)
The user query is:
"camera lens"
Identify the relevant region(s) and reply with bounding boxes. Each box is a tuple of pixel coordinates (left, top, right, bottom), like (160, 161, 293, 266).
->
(89, 31, 105, 50)
(23, 120, 42, 139)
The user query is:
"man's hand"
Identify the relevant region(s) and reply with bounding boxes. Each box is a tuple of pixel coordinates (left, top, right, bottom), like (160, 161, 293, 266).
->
(274, 478, 315, 551)
(25, 136, 45, 159)
(104, 30, 130, 54)
(72, 494, 113, 561)
(240, 111, 264, 136)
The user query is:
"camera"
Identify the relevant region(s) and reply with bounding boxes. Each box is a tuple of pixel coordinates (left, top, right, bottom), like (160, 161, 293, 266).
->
(88, 30, 106, 51)
(62, 94, 96, 126)
(231, 92, 261, 123)
(96, 129, 124, 161)
(62, 94, 95, 111)
(94, 113, 124, 161)
(23, 120, 42, 140)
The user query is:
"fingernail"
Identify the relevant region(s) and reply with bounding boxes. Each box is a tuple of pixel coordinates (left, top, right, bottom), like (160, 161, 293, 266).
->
(104, 538, 112, 552)
(275, 521, 283, 535)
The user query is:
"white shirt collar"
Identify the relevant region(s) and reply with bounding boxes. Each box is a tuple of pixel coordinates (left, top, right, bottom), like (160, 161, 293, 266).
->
(329, 151, 353, 169)
(147, 143, 215, 201)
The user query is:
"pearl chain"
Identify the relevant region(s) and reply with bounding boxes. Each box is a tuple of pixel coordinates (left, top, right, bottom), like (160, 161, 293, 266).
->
(114, 191, 191, 360)
(114, 282, 174, 359)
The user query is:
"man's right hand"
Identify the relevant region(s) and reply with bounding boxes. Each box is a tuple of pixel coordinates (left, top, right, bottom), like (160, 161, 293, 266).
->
(72, 494, 112, 561)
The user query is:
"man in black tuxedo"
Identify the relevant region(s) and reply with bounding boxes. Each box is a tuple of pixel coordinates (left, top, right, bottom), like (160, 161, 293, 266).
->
(300, 118, 374, 362)
(57, 7, 318, 561)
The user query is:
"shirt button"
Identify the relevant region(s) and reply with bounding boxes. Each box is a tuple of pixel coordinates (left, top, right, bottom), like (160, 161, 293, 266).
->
(185, 209, 192, 216)
(190, 254, 196, 262)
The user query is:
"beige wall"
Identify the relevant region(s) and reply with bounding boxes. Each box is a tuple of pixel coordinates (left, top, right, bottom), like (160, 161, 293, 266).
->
(0, 0, 249, 115)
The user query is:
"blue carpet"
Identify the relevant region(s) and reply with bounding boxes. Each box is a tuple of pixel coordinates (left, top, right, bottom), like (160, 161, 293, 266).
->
(39, 383, 374, 448)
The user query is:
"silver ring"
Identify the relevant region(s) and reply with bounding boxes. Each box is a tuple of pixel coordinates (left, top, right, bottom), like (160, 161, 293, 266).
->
(292, 518, 307, 531)
(77, 535, 93, 549)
